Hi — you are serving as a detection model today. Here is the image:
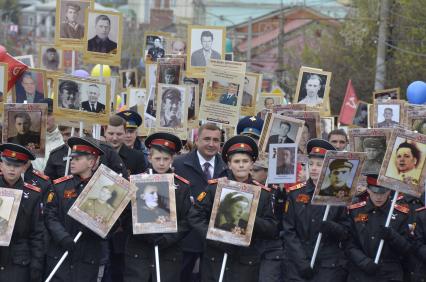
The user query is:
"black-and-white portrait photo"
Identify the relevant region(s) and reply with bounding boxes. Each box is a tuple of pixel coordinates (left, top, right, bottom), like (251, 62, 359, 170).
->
(14, 70, 45, 103)
(58, 1, 88, 40)
(268, 144, 298, 184)
(318, 159, 359, 198)
(0, 188, 23, 247)
(128, 88, 145, 112)
(0, 196, 13, 236)
(145, 85, 157, 118)
(299, 120, 317, 154)
(40, 46, 62, 71)
(80, 83, 106, 113)
(214, 188, 252, 235)
(360, 137, 386, 174)
(58, 79, 81, 110)
(120, 69, 137, 89)
(376, 104, 401, 128)
(158, 65, 181, 85)
(352, 102, 369, 128)
(241, 76, 254, 107)
(87, 12, 119, 54)
(158, 85, 185, 128)
(145, 35, 166, 62)
(189, 27, 224, 67)
(320, 117, 334, 140)
(136, 181, 170, 224)
(294, 68, 331, 108)
(170, 39, 186, 55)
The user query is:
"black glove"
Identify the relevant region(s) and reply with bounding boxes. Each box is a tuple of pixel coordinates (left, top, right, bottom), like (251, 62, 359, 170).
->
(379, 226, 412, 254)
(363, 260, 380, 275)
(298, 261, 314, 279)
(30, 268, 43, 282)
(319, 221, 348, 241)
(378, 226, 392, 241)
(60, 236, 76, 252)
(417, 247, 426, 263)
(154, 236, 169, 250)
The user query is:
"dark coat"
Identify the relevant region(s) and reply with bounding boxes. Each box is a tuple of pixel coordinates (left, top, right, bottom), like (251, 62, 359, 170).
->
(81, 101, 105, 113)
(187, 172, 278, 282)
(24, 165, 53, 203)
(44, 175, 109, 282)
(118, 144, 147, 176)
(172, 150, 227, 252)
(0, 177, 45, 282)
(87, 36, 117, 54)
(411, 205, 426, 282)
(15, 90, 44, 103)
(282, 179, 349, 282)
(123, 169, 191, 282)
(345, 199, 411, 282)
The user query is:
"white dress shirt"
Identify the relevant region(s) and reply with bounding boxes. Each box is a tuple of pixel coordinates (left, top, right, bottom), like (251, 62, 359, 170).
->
(197, 150, 215, 178)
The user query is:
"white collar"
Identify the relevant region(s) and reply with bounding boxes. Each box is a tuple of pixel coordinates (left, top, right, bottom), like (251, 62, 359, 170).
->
(197, 150, 215, 168)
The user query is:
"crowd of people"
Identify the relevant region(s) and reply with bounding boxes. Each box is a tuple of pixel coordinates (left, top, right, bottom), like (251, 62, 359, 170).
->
(0, 98, 426, 282)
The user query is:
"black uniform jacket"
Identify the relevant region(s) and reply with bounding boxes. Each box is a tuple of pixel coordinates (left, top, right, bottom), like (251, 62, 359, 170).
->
(345, 198, 411, 282)
(24, 165, 53, 203)
(123, 168, 191, 282)
(187, 171, 278, 282)
(118, 144, 147, 176)
(0, 177, 45, 271)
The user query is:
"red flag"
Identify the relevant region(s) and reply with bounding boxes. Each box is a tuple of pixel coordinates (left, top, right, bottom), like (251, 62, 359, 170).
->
(0, 45, 28, 92)
(339, 80, 358, 125)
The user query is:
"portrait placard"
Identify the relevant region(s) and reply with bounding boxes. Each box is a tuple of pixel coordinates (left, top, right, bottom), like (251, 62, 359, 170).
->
(39, 44, 63, 71)
(13, 68, 47, 103)
(373, 87, 400, 101)
(0, 188, 22, 247)
(258, 113, 305, 153)
(143, 32, 171, 63)
(14, 55, 34, 68)
(55, 0, 92, 47)
(53, 75, 111, 124)
(207, 177, 260, 247)
(68, 164, 135, 238)
(168, 38, 187, 55)
(2, 103, 47, 157)
(127, 87, 146, 112)
(373, 100, 406, 129)
(312, 151, 366, 206)
(256, 93, 283, 118)
(378, 128, 426, 197)
(187, 25, 226, 77)
(348, 128, 392, 174)
(155, 84, 188, 139)
(156, 58, 184, 86)
(294, 66, 331, 108)
(199, 66, 244, 126)
(240, 72, 261, 117)
(268, 143, 298, 184)
(130, 173, 177, 234)
(320, 117, 335, 140)
(119, 69, 138, 90)
(83, 9, 122, 66)
(0, 63, 8, 104)
(352, 101, 369, 128)
(405, 104, 426, 134)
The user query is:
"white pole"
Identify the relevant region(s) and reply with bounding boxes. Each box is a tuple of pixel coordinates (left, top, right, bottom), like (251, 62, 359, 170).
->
(148, 168, 161, 282)
(45, 231, 83, 282)
(71, 50, 76, 74)
(374, 191, 398, 263)
(310, 204, 331, 268)
(218, 253, 228, 282)
(64, 127, 75, 176)
(79, 121, 84, 137)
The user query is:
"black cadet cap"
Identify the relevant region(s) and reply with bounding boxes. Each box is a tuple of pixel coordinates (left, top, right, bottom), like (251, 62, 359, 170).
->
(236, 116, 264, 140)
(0, 143, 35, 164)
(366, 174, 388, 194)
(68, 137, 104, 157)
(116, 110, 142, 129)
(307, 138, 336, 158)
(222, 135, 258, 163)
(145, 132, 182, 155)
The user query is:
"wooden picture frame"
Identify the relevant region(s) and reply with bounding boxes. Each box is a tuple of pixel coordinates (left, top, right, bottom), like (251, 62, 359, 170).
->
(39, 44, 64, 71)
(373, 100, 406, 129)
(143, 31, 171, 63)
(373, 87, 400, 101)
(13, 68, 47, 103)
(268, 143, 298, 184)
(0, 188, 23, 247)
(293, 66, 331, 108)
(405, 104, 426, 134)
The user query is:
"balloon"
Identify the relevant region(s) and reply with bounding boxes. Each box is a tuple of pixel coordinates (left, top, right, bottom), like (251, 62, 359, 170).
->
(91, 64, 111, 77)
(72, 69, 89, 78)
(116, 95, 122, 105)
(407, 81, 426, 105)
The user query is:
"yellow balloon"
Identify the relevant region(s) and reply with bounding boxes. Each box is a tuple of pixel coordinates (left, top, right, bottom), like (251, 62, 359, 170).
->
(116, 95, 122, 104)
(91, 64, 111, 77)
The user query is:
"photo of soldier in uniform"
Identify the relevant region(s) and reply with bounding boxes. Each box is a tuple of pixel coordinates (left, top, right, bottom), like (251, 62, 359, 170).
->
(319, 159, 356, 198)
(214, 189, 252, 235)
(80, 185, 120, 224)
(40, 46, 62, 71)
(268, 143, 298, 184)
(361, 137, 386, 174)
(158, 86, 184, 128)
(146, 36, 165, 62)
(58, 79, 81, 110)
(376, 106, 400, 128)
(135, 182, 170, 224)
(352, 102, 369, 128)
(58, 1, 87, 40)
(7, 112, 41, 150)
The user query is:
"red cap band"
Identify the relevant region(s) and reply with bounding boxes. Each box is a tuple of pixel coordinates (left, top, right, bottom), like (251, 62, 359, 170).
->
(228, 143, 253, 154)
(366, 176, 378, 186)
(72, 145, 100, 156)
(310, 147, 327, 155)
(151, 139, 176, 150)
(2, 149, 29, 161)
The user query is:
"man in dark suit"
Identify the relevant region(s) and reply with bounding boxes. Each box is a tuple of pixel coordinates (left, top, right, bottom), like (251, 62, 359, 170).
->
(87, 14, 117, 54)
(266, 121, 294, 152)
(81, 83, 105, 113)
(219, 83, 238, 106)
(15, 72, 44, 103)
(173, 123, 227, 282)
(190, 30, 221, 67)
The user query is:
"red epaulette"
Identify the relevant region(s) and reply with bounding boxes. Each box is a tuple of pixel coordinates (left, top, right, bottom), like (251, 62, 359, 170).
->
(208, 179, 218, 185)
(348, 201, 367, 210)
(33, 169, 50, 181)
(174, 173, 190, 185)
(395, 204, 409, 214)
(24, 182, 41, 193)
(287, 182, 305, 192)
(252, 180, 271, 192)
(397, 194, 404, 201)
(416, 206, 426, 212)
(53, 175, 73, 184)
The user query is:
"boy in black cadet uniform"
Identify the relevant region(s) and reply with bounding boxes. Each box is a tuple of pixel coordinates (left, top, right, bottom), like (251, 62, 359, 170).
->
(188, 135, 278, 282)
(23, 160, 53, 202)
(283, 139, 349, 281)
(44, 137, 108, 282)
(123, 132, 191, 282)
(345, 174, 411, 282)
(0, 143, 45, 282)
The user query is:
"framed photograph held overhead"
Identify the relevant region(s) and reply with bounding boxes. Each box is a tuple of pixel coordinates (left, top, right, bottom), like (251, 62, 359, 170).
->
(0, 188, 23, 247)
